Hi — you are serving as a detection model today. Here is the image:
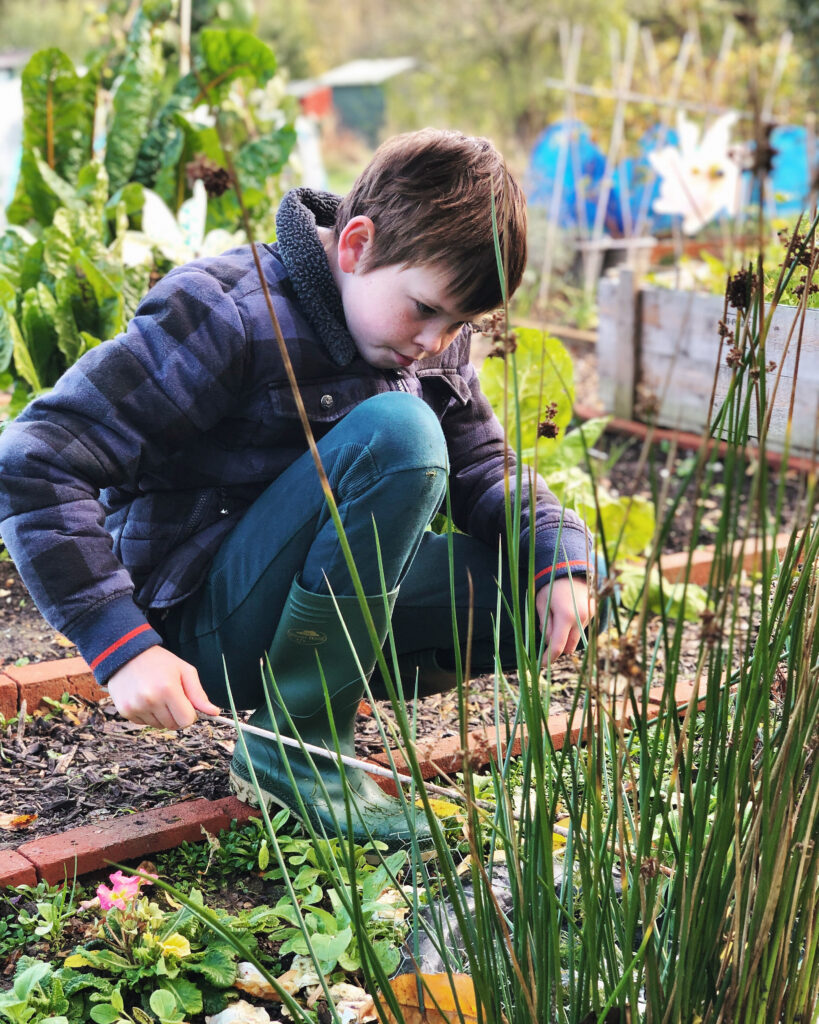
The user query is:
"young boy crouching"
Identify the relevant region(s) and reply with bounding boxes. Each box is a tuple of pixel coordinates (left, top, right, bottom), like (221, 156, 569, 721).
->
(0, 129, 595, 851)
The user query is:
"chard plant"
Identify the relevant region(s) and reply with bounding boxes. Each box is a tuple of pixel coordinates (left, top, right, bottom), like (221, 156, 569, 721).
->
(0, 14, 295, 415)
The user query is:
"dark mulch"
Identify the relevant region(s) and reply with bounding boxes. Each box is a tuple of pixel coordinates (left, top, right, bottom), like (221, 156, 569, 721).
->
(0, 698, 237, 850)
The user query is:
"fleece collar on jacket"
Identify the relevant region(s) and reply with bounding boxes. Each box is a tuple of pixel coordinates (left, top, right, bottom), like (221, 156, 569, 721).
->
(275, 188, 357, 366)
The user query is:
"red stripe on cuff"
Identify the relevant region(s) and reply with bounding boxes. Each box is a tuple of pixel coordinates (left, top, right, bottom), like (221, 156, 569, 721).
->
(534, 560, 591, 584)
(89, 623, 153, 671)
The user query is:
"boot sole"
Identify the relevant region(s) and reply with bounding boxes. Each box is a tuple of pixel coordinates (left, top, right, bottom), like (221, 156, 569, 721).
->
(228, 767, 437, 861)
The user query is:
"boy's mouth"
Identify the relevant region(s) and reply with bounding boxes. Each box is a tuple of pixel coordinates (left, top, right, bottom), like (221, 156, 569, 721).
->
(393, 351, 417, 367)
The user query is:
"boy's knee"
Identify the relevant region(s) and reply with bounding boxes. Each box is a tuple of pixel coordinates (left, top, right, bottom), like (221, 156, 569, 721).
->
(359, 392, 448, 472)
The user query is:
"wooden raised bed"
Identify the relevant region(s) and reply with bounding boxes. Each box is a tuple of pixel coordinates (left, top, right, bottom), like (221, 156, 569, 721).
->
(597, 269, 819, 456)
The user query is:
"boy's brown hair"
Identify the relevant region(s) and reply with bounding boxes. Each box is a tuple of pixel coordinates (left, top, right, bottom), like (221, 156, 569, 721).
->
(334, 128, 527, 316)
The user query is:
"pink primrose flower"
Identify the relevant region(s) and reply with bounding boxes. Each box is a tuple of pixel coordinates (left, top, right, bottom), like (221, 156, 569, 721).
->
(97, 871, 142, 911)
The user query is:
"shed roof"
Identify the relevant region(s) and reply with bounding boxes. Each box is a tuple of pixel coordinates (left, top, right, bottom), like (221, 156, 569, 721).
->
(318, 57, 416, 88)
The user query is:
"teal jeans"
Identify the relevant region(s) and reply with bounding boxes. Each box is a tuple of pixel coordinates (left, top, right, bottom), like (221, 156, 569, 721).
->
(159, 392, 598, 708)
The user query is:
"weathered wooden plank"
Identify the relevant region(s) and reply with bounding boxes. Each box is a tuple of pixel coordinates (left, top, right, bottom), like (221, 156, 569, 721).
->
(597, 273, 819, 453)
(596, 271, 637, 418)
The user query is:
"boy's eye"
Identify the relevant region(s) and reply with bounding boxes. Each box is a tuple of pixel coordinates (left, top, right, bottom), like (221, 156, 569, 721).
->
(415, 301, 437, 316)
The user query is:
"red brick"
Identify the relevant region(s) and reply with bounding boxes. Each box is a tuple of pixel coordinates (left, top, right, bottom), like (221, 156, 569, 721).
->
(17, 798, 260, 884)
(205, 796, 262, 831)
(0, 849, 37, 887)
(4, 656, 105, 711)
(548, 713, 570, 749)
(0, 673, 18, 720)
(660, 533, 794, 587)
(672, 681, 710, 711)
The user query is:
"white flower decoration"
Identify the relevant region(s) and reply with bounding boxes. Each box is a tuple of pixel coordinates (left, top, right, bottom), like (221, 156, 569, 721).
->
(649, 112, 742, 235)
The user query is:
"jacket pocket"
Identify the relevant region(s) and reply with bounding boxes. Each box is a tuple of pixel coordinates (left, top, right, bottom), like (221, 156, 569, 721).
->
(416, 368, 472, 410)
(268, 378, 379, 424)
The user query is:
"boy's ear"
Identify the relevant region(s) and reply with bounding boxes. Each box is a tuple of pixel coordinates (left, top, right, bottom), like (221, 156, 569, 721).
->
(336, 216, 375, 274)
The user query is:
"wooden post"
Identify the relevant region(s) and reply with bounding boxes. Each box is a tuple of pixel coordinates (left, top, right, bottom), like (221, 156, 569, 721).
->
(179, 0, 192, 77)
(612, 268, 638, 419)
(597, 269, 638, 420)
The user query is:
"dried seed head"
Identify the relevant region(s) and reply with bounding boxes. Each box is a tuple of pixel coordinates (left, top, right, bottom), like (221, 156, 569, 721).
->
(613, 636, 645, 686)
(483, 311, 518, 359)
(733, 8, 759, 38)
(698, 609, 722, 646)
(778, 227, 814, 270)
(635, 384, 660, 419)
(726, 345, 743, 369)
(751, 122, 778, 178)
(794, 277, 819, 299)
(185, 155, 233, 198)
(596, 568, 620, 601)
(465, 733, 491, 770)
(537, 400, 560, 439)
(717, 318, 733, 340)
(726, 266, 756, 312)
(639, 857, 660, 880)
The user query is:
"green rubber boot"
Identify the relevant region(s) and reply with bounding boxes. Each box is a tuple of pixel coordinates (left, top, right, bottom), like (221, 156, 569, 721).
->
(229, 576, 433, 853)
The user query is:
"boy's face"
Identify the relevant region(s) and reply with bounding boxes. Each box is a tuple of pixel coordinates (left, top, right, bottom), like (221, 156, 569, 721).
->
(336, 218, 474, 369)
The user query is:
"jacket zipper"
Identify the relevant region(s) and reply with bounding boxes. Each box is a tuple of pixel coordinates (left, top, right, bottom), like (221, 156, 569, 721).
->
(184, 490, 211, 537)
(391, 370, 409, 393)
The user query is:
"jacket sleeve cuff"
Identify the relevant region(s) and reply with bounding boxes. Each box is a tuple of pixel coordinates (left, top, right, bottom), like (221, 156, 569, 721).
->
(532, 529, 595, 587)
(69, 595, 164, 686)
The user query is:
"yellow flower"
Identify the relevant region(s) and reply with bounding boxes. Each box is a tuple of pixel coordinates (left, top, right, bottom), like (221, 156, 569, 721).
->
(64, 953, 93, 968)
(159, 933, 192, 959)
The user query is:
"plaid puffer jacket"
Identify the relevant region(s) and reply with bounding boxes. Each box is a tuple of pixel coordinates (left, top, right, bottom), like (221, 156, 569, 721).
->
(0, 190, 593, 684)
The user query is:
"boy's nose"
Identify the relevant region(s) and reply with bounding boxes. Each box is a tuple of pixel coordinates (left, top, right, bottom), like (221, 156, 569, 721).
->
(415, 324, 447, 354)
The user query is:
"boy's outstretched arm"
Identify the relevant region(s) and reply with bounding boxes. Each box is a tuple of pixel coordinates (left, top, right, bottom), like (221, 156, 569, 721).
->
(536, 576, 595, 665)
(107, 647, 221, 730)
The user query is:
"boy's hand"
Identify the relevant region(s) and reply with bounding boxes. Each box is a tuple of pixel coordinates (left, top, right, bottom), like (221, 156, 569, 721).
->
(536, 577, 595, 666)
(107, 646, 222, 730)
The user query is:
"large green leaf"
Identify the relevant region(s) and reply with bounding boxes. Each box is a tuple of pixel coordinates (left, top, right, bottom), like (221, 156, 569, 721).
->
(19, 239, 50, 292)
(235, 125, 297, 191)
(309, 925, 354, 971)
(186, 946, 236, 988)
(76, 161, 110, 225)
(195, 29, 277, 103)
(619, 563, 708, 621)
(132, 78, 198, 193)
(12, 306, 44, 393)
(158, 977, 203, 1016)
(8, 49, 97, 223)
(536, 417, 610, 474)
(106, 182, 146, 218)
(8, 149, 78, 227)
(479, 327, 575, 453)
(105, 21, 164, 193)
(548, 465, 656, 562)
(21, 283, 59, 385)
(53, 276, 84, 366)
(0, 227, 36, 289)
(0, 278, 17, 373)
(72, 251, 123, 339)
(151, 115, 222, 211)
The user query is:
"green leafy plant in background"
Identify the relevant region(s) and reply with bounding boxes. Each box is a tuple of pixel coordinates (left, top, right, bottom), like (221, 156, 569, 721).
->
(479, 326, 705, 619)
(480, 326, 656, 561)
(0, 8, 296, 414)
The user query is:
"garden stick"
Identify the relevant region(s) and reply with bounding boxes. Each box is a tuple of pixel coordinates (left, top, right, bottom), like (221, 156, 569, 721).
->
(200, 712, 562, 831)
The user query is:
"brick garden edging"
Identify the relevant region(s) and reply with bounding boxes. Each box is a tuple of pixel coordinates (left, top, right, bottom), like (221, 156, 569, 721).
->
(0, 533, 743, 888)
(0, 673, 711, 887)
